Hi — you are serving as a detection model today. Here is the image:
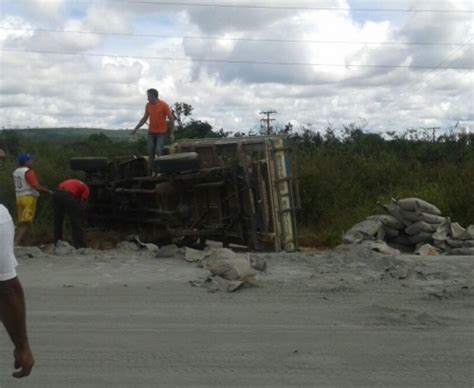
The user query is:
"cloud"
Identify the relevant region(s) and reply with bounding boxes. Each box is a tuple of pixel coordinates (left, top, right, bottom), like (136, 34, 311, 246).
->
(0, 0, 472, 133)
(20, 0, 65, 24)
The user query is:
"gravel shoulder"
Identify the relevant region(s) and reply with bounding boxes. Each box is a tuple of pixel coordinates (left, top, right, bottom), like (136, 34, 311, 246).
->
(0, 245, 473, 387)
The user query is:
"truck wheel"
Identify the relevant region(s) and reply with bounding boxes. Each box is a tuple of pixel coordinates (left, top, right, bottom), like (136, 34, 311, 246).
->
(70, 157, 109, 172)
(155, 152, 200, 173)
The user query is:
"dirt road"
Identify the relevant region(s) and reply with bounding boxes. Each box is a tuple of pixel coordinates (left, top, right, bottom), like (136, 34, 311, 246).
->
(1, 247, 472, 387)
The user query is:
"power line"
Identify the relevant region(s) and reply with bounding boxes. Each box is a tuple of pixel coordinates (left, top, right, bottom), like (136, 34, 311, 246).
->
(384, 39, 474, 111)
(1, 26, 471, 47)
(1, 48, 472, 70)
(17, 1, 474, 13)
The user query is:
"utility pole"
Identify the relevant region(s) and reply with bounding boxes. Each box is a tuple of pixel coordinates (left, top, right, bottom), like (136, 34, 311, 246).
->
(426, 126, 440, 142)
(259, 110, 277, 135)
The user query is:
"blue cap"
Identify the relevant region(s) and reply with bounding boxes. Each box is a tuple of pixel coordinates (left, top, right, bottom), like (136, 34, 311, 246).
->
(18, 152, 33, 165)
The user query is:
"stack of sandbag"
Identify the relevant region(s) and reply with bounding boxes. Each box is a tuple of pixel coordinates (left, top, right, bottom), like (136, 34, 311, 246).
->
(342, 219, 384, 244)
(433, 221, 474, 255)
(381, 198, 447, 251)
(366, 214, 405, 240)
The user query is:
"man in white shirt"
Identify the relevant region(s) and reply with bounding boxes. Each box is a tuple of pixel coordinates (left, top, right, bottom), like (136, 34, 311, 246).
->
(0, 149, 34, 378)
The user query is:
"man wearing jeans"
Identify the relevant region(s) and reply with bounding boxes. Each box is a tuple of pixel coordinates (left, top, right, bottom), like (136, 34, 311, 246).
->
(0, 149, 34, 379)
(131, 88, 175, 175)
(53, 179, 90, 249)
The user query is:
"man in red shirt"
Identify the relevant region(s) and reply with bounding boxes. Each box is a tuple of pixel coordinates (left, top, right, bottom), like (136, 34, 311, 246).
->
(53, 179, 90, 249)
(131, 88, 175, 175)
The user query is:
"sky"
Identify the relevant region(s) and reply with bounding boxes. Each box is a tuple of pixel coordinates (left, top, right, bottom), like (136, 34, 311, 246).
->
(0, 0, 472, 135)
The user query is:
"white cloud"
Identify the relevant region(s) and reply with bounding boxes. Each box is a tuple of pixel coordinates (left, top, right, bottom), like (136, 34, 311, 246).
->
(20, 0, 65, 24)
(0, 0, 472, 133)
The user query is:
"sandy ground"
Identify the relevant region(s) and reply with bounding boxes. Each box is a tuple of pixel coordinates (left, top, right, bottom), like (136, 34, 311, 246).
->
(0, 244, 473, 388)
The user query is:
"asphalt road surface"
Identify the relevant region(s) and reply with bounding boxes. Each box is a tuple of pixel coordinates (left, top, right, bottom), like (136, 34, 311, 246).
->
(0, 252, 472, 387)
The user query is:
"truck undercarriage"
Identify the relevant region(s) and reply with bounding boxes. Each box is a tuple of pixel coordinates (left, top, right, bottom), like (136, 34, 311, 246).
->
(71, 136, 299, 251)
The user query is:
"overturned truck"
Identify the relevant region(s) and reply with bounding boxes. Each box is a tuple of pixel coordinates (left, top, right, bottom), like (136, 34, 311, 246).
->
(71, 136, 300, 252)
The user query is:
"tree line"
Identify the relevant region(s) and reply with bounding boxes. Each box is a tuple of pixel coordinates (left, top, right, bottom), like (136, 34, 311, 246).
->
(0, 104, 472, 246)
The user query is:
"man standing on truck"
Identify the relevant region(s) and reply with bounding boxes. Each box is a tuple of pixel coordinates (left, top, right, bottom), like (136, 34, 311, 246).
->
(0, 148, 35, 379)
(53, 179, 90, 249)
(13, 153, 53, 246)
(131, 88, 175, 176)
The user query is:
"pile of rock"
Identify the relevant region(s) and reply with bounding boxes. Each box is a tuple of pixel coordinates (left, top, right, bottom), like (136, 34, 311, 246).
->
(343, 197, 474, 255)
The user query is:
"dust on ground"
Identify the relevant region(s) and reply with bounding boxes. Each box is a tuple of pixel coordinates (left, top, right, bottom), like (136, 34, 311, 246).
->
(1, 242, 473, 387)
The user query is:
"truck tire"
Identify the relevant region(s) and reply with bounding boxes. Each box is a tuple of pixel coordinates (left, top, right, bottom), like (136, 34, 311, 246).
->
(70, 157, 109, 172)
(154, 152, 200, 173)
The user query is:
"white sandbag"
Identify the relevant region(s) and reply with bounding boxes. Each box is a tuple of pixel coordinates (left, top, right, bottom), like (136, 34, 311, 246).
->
(399, 210, 421, 223)
(389, 234, 414, 246)
(415, 244, 441, 256)
(382, 203, 411, 227)
(462, 225, 474, 240)
(447, 239, 474, 248)
(401, 210, 446, 225)
(367, 214, 405, 230)
(433, 239, 447, 251)
(382, 226, 400, 238)
(450, 222, 466, 240)
(446, 239, 464, 248)
(449, 247, 474, 256)
(205, 248, 255, 280)
(405, 221, 438, 236)
(360, 240, 400, 255)
(421, 213, 448, 225)
(184, 247, 208, 262)
(432, 219, 450, 241)
(408, 232, 433, 245)
(342, 220, 383, 244)
(396, 198, 442, 215)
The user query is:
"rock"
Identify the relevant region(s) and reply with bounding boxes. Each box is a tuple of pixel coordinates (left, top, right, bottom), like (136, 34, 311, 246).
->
(117, 239, 159, 256)
(450, 223, 466, 240)
(156, 244, 184, 259)
(15, 246, 44, 259)
(184, 247, 208, 262)
(360, 240, 400, 256)
(116, 241, 142, 252)
(250, 256, 267, 272)
(143, 243, 159, 254)
(462, 225, 474, 240)
(415, 244, 441, 256)
(205, 248, 255, 280)
(54, 240, 75, 256)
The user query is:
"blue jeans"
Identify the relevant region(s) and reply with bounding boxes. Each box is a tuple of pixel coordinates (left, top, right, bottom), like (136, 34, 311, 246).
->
(148, 133, 167, 174)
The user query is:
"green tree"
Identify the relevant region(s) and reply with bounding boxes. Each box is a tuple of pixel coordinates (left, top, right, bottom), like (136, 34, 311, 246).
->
(173, 102, 194, 129)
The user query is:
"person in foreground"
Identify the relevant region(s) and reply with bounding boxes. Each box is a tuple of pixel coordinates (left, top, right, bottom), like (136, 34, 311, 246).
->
(0, 149, 34, 378)
(53, 178, 90, 249)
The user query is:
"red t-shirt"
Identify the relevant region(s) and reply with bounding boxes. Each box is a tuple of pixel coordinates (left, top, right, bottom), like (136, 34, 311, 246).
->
(58, 179, 90, 201)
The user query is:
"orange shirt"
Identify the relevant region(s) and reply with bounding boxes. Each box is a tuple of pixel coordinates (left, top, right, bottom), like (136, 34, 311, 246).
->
(25, 170, 39, 188)
(147, 100, 171, 134)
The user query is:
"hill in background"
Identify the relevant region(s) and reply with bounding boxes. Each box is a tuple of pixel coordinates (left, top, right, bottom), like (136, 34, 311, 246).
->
(5, 127, 131, 143)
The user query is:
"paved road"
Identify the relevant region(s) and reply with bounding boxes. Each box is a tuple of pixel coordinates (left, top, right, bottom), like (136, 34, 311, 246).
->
(0, 255, 472, 387)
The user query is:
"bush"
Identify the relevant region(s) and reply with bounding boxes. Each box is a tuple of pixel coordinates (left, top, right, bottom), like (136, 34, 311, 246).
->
(1, 127, 472, 247)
